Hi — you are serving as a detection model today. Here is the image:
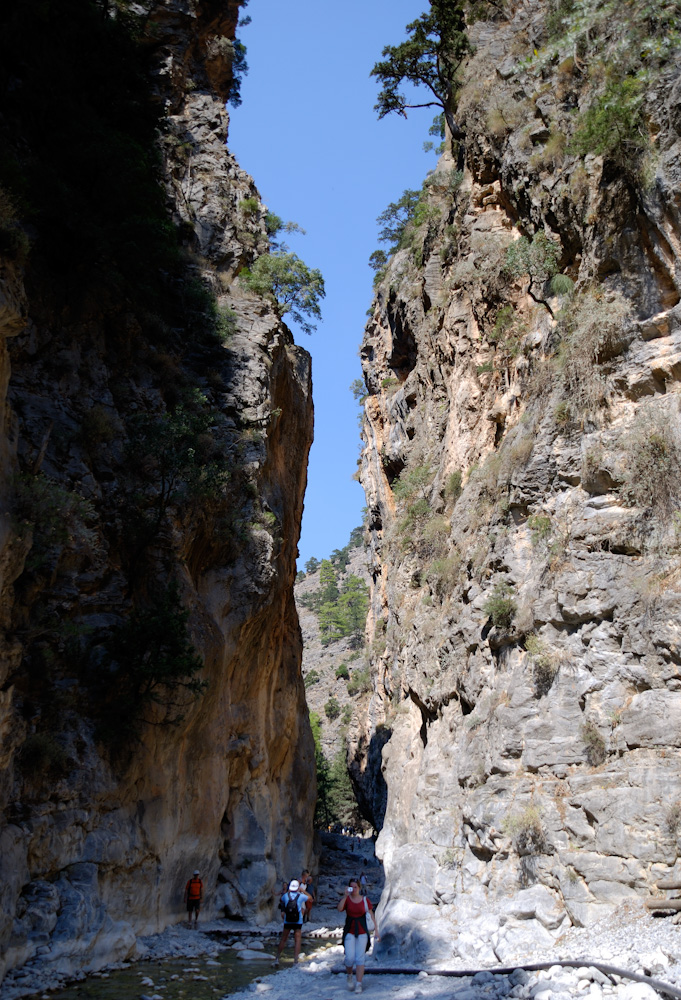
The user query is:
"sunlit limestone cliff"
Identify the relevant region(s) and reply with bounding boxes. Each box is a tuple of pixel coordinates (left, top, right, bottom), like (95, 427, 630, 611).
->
(355, 0, 681, 966)
(0, 0, 314, 984)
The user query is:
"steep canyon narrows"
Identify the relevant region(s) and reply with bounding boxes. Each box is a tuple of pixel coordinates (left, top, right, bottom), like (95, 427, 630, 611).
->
(0, 0, 315, 984)
(3, 0, 681, 989)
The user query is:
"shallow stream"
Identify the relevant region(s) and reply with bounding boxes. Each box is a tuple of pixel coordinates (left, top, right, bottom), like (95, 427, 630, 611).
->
(50, 937, 336, 1000)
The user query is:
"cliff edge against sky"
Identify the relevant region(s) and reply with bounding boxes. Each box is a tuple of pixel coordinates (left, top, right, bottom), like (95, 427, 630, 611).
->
(0, 0, 315, 982)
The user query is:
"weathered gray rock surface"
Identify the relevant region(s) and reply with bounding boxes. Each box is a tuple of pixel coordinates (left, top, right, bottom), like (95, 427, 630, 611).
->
(354, 0, 681, 968)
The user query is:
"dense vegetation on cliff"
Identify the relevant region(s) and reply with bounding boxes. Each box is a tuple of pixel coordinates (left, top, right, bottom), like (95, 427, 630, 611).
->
(296, 532, 373, 829)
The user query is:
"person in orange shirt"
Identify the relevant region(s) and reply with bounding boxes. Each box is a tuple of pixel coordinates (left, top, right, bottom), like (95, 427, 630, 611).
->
(184, 870, 203, 928)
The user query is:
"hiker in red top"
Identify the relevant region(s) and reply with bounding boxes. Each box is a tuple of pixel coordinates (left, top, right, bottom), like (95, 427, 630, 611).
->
(184, 870, 203, 928)
(338, 877, 379, 994)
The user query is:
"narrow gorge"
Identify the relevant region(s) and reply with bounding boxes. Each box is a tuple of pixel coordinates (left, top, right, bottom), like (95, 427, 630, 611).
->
(3, 0, 681, 993)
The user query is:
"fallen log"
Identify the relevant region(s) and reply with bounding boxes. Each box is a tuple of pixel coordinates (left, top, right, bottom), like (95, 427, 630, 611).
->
(645, 897, 681, 910)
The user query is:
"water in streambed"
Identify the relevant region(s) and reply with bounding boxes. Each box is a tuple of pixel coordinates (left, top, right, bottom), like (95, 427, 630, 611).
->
(50, 938, 337, 1000)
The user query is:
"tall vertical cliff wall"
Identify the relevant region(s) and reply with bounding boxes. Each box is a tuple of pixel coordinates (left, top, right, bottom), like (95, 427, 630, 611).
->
(0, 0, 315, 983)
(356, 0, 681, 967)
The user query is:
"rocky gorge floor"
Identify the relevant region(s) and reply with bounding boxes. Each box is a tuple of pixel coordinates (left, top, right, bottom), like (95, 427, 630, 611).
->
(228, 902, 681, 1000)
(0, 835, 380, 1000)
(4, 837, 681, 1000)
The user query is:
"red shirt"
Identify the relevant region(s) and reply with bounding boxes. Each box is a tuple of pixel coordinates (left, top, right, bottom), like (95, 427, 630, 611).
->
(341, 896, 372, 936)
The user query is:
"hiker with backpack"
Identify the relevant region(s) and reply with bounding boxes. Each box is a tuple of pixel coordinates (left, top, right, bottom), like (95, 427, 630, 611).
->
(338, 877, 379, 993)
(273, 878, 311, 967)
(184, 870, 203, 928)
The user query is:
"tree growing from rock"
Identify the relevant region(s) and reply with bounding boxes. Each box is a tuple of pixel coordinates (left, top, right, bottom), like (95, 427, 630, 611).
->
(319, 559, 340, 603)
(319, 575, 369, 647)
(371, 0, 471, 143)
(240, 251, 325, 335)
(328, 750, 359, 827)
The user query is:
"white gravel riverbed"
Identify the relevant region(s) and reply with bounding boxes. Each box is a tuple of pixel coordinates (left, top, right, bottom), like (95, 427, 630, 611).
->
(226, 901, 681, 1000)
(3, 900, 681, 1000)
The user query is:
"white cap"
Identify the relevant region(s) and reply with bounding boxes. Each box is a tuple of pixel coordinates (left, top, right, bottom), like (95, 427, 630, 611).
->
(194, 870, 200, 875)
(289, 879, 300, 891)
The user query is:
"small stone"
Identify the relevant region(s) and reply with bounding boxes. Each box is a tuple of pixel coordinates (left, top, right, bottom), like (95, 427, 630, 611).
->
(510, 972, 530, 987)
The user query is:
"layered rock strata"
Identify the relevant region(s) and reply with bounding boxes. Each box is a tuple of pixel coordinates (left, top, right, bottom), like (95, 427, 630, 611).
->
(0, 0, 314, 984)
(356, 0, 681, 967)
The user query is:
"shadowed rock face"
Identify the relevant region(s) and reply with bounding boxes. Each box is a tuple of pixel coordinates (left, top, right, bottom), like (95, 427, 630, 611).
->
(354, 0, 681, 967)
(0, 0, 314, 983)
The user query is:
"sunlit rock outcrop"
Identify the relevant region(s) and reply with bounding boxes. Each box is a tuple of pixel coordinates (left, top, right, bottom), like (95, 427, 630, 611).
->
(355, 0, 681, 966)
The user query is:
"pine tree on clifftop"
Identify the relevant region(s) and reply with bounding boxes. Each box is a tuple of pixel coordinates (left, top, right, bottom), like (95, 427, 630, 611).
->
(370, 0, 471, 143)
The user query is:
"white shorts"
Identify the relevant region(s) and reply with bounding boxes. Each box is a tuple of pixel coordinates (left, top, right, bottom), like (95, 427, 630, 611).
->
(344, 933, 368, 968)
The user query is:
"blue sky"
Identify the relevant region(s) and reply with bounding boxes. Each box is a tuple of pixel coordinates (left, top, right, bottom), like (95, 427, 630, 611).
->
(229, 0, 434, 567)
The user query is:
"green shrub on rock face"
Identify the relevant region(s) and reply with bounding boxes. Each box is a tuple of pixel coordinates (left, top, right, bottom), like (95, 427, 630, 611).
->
(445, 470, 462, 503)
(125, 399, 231, 549)
(503, 805, 547, 856)
(527, 513, 552, 547)
(213, 306, 238, 345)
(581, 718, 606, 765)
(666, 802, 681, 837)
(622, 415, 681, 519)
(12, 472, 97, 572)
(483, 580, 516, 630)
(324, 696, 341, 720)
(399, 497, 431, 534)
(18, 733, 69, 780)
(392, 464, 432, 502)
(550, 273, 574, 297)
(240, 251, 325, 335)
(505, 231, 560, 284)
(570, 77, 646, 163)
(555, 286, 631, 413)
(427, 552, 461, 597)
(81, 405, 117, 447)
(239, 197, 259, 216)
(525, 633, 558, 697)
(99, 581, 207, 742)
(347, 666, 371, 697)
